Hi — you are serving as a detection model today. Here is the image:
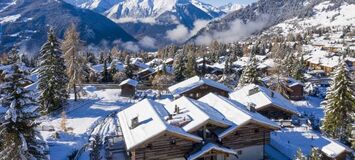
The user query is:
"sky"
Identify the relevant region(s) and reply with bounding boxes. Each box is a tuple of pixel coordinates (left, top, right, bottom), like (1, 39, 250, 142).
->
(201, 0, 258, 7)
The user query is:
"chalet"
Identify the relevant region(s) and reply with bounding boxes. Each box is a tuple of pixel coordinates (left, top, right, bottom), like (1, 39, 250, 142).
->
(262, 77, 305, 101)
(117, 99, 203, 160)
(199, 93, 280, 160)
(168, 76, 233, 99)
(119, 79, 138, 97)
(136, 68, 155, 81)
(163, 58, 174, 65)
(230, 84, 300, 120)
(116, 94, 281, 160)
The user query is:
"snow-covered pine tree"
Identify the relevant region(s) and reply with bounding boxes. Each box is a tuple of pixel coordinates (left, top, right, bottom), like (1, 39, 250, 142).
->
(295, 148, 306, 160)
(322, 59, 355, 143)
(38, 28, 69, 114)
(62, 24, 85, 101)
(102, 60, 110, 82)
(173, 53, 185, 82)
(292, 54, 306, 82)
(0, 64, 48, 160)
(309, 147, 321, 160)
(238, 54, 260, 87)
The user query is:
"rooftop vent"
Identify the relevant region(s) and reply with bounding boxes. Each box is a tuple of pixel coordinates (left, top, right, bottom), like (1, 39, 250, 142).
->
(247, 103, 257, 112)
(248, 87, 260, 96)
(130, 116, 139, 129)
(174, 105, 180, 114)
(271, 91, 275, 98)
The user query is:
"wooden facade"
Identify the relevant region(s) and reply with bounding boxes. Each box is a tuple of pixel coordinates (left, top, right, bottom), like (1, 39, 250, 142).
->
(131, 133, 197, 160)
(180, 84, 229, 99)
(286, 84, 304, 101)
(258, 105, 294, 120)
(121, 84, 136, 97)
(221, 122, 272, 150)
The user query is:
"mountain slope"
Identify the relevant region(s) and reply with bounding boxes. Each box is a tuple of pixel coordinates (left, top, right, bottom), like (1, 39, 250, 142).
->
(190, 0, 355, 44)
(64, 0, 225, 47)
(0, 0, 136, 53)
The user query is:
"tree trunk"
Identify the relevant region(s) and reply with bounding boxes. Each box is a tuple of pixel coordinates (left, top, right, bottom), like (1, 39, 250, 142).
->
(74, 83, 77, 101)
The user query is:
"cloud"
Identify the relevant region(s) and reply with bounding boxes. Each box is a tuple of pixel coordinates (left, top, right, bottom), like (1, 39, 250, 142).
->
(122, 42, 140, 52)
(194, 15, 269, 45)
(138, 36, 157, 49)
(165, 19, 210, 43)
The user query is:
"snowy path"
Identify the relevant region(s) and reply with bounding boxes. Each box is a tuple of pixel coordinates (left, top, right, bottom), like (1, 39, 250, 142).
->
(39, 88, 133, 160)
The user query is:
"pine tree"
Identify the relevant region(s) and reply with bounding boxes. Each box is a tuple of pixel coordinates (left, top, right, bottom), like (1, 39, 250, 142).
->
(62, 24, 85, 101)
(309, 148, 321, 160)
(292, 54, 305, 81)
(184, 50, 197, 78)
(173, 53, 185, 82)
(238, 54, 260, 87)
(295, 148, 306, 160)
(0, 64, 48, 160)
(322, 60, 355, 143)
(124, 55, 134, 79)
(102, 60, 110, 82)
(38, 28, 69, 114)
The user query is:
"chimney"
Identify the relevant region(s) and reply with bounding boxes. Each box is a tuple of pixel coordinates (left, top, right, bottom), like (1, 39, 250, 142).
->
(130, 116, 139, 129)
(271, 91, 275, 98)
(174, 105, 180, 114)
(247, 103, 256, 112)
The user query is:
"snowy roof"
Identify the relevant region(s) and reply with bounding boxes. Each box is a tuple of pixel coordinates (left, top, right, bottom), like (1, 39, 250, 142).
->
(118, 99, 202, 150)
(109, 60, 125, 72)
(187, 143, 237, 160)
(199, 93, 279, 138)
(164, 96, 232, 132)
(168, 76, 233, 96)
(230, 84, 300, 115)
(270, 127, 353, 159)
(132, 58, 149, 69)
(89, 64, 104, 73)
(119, 79, 138, 87)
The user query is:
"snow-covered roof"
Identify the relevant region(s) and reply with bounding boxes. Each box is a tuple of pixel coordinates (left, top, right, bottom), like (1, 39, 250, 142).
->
(89, 64, 104, 73)
(199, 93, 279, 138)
(117, 99, 202, 150)
(187, 143, 237, 160)
(270, 127, 353, 159)
(119, 79, 138, 87)
(168, 76, 233, 96)
(132, 58, 149, 69)
(230, 84, 300, 115)
(164, 96, 232, 132)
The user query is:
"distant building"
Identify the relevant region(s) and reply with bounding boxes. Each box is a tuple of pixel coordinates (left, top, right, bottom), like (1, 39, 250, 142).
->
(168, 76, 233, 99)
(230, 84, 300, 120)
(119, 79, 138, 97)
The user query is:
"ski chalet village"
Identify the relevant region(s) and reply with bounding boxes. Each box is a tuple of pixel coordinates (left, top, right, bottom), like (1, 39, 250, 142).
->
(0, 0, 355, 160)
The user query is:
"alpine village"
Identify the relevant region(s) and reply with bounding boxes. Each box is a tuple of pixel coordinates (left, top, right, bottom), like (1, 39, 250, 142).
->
(0, 0, 354, 160)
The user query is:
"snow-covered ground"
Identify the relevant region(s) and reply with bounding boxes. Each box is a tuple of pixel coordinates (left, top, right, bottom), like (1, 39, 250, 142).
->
(38, 87, 133, 160)
(292, 96, 324, 119)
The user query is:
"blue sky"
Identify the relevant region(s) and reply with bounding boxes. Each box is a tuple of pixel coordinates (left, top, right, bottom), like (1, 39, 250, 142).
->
(201, 0, 257, 7)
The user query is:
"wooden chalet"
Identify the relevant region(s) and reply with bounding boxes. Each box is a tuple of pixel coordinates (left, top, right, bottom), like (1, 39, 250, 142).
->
(230, 84, 300, 120)
(116, 93, 281, 160)
(119, 79, 138, 97)
(117, 99, 202, 160)
(168, 76, 233, 99)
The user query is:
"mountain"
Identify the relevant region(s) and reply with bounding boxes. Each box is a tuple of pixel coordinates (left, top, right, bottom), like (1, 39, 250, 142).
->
(0, 0, 136, 54)
(190, 0, 355, 44)
(64, 0, 225, 47)
(219, 3, 243, 13)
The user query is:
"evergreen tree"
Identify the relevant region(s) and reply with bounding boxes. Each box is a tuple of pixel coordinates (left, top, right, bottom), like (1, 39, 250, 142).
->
(62, 24, 85, 101)
(102, 60, 110, 82)
(38, 29, 69, 114)
(173, 53, 185, 82)
(238, 54, 261, 87)
(309, 148, 321, 160)
(292, 55, 306, 81)
(124, 55, 134, 79)
(322, 60, 355, 143)
(0, 65, 48, 160)
(184, 50, 197, 78)
(295, 148, 306, 160)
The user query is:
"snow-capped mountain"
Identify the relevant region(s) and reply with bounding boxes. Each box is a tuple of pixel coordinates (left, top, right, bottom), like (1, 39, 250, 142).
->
(219, 3, 243, 13)
(0, 0, 136, 54)
(190, 0, 355, 44)
(64, 0, 225, 47)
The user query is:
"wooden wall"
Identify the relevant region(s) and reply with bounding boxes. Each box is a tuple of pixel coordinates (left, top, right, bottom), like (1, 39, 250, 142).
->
(287, 85, 304, 101)
(258, 105, 294, 120)
(132, 134, 196, 160)
(121, 85, 135, 97)
(181, 84, 229, 99)
(221, 122, 272, 150)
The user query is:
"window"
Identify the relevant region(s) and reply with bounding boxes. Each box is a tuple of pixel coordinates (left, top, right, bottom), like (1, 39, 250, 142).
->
(146, 143, 152, 149)
(170, 138, 176, 145)
(237, 150, 242, 155)
(234, 131, 239, 136)
(254, 129, 259, 133)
